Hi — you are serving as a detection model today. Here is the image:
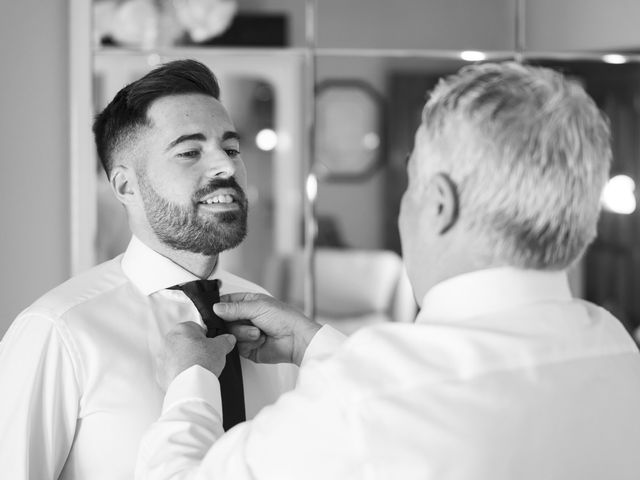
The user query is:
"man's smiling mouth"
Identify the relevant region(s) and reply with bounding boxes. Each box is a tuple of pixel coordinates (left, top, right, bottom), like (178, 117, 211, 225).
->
(199, 194, 235, 205)
(196, 188, 243, 212)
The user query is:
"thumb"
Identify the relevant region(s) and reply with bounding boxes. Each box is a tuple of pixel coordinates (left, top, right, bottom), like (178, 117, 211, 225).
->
(213, 333, 237, 354)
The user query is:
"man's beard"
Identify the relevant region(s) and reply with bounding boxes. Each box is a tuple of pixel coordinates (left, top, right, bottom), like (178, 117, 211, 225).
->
(137, 170, 248, 256)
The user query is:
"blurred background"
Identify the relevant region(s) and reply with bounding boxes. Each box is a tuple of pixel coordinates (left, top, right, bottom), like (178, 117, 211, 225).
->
(2, 0, 640, 338)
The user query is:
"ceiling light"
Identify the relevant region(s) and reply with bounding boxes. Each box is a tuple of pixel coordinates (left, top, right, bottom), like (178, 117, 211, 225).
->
(602, 175, 636, 214)
(306, 173, 318, 201)
(460, 50, 487, 62)
(602, 54, 627, 64)
(362, 132, 380, 151)
(255, 128, 278, 151)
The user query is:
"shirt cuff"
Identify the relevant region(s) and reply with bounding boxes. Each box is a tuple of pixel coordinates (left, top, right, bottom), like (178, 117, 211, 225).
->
(162, 365, 222, 417)
(300, 325, 346, 368)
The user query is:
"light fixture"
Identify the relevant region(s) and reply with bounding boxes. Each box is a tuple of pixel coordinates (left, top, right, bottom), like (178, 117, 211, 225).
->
(146, 53, 161, 66)
(306, 173, 318, 201)
(255, 128, 278, 151)
(602, 175, 636, 214)
(460, 50, 487, 62)
(362, 132, 380, 151)
(602, 54, 627, 65)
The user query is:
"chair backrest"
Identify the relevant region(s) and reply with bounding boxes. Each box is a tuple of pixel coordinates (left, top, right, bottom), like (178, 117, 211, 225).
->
(265, 248, 417, 335)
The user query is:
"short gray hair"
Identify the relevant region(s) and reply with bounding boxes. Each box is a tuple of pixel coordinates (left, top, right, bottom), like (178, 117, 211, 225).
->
(422, 62, 611, 270)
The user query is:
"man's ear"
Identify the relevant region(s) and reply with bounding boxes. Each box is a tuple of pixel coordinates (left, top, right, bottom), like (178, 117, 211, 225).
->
(109, 165, 136, 205)
(427, 172, 459, 235)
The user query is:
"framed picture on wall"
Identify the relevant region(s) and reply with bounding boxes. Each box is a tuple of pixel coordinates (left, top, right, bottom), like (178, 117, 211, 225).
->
(314, 80, 384, 181)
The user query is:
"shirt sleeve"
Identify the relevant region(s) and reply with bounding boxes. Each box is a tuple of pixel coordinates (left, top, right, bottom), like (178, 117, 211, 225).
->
(0, 312, 81, 479)
(300, 324, 347, 367)
(136, 360, 362, 480)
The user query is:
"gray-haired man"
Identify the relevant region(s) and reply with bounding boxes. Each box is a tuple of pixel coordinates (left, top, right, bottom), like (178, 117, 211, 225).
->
(137, 62, 640, 480)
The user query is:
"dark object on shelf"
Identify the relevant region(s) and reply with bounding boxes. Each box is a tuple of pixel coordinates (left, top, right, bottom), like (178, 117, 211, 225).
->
(186, 13, 288, 47)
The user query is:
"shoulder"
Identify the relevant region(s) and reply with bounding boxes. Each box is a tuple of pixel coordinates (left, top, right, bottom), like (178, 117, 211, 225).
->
(19, 255, 128, 322)
(216, 270, 270, 296)
(304, 322, 494, 401)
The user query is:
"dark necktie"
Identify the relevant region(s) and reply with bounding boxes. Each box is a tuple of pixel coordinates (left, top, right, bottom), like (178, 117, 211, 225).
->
(170, 279, 246, 430)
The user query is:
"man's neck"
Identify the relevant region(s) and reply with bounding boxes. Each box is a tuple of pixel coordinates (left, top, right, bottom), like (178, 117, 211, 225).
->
(415, 239, 500, 304)
(135, 232, 219, 279)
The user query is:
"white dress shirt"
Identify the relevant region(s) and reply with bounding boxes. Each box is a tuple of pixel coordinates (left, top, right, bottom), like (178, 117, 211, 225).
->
(136, 267, 640, 480)
(0, 236, 298, 480)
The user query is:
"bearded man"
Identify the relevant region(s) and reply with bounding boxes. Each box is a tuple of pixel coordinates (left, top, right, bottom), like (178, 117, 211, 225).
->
(0, 59, 297, 480)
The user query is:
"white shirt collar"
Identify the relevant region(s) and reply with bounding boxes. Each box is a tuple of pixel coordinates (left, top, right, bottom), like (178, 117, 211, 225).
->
(121, 236, 218, 296)
(419, 267, 573, 322)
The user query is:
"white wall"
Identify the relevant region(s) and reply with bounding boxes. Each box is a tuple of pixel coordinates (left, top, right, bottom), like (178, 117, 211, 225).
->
(0, 1, 70, 336)
(317, 0, 515, 50)
(527, 0, 640, 51)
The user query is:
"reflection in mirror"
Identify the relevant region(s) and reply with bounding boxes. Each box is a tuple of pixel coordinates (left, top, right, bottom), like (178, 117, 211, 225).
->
(308, 54, 484, 335)
(314, 80, 384, 181)
(314, 54, 470, 253)
(92, 0, 307, 48)
(311, 53, 640, 340)
(527, 58, 640, 337)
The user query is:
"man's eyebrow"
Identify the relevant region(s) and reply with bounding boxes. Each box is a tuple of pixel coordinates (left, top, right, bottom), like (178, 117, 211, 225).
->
(222, 131, 240, 142)
(166, 133, 207, 151)
(165, 131, 240, 152)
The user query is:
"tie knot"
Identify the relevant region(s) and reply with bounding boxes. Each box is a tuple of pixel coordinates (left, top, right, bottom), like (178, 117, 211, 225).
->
(170, 279, 224, 336)
(178, 279, 220, 302)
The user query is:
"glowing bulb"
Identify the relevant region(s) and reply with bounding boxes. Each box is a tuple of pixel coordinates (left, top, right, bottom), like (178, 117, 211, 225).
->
(255, 128, 278, 151)
(362, 132, 380, 150)
(146, 53, 161, 66)
(460, 50, 487, 62)
(602, 175, 636, 214)
(602, 54, 627, 65)
(306, 173, 318, 202)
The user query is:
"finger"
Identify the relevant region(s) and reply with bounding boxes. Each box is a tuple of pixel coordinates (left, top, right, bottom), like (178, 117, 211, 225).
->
(170, 321, 207, 337)
(218, 292, 268, 304)
(211, 333, 236, 355)
(237, 342, 253, 359)
(213, 297, 272, 321)
(227, 324, 262, 342)
(237, 336, 266, 359)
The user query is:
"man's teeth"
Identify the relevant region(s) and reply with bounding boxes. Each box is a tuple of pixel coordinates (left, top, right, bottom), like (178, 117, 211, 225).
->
(201, 195, 234, 205)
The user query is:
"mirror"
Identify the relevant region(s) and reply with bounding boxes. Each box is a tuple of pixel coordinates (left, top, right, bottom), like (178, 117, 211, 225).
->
(71, 0, 640, 340)
(311, 51, 640, 339)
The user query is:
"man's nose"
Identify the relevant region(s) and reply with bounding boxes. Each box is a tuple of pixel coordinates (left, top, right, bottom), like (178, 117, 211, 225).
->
(203, 149, 235, 179)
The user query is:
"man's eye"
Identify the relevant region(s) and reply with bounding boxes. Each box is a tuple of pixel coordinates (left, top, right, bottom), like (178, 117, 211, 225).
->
(225, 149, 240, 158)
(177, 150, 200, 159)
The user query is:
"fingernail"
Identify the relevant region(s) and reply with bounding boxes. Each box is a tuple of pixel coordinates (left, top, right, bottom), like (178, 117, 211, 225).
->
(214, 303, 227, 314)
(249, 327, 260, 339)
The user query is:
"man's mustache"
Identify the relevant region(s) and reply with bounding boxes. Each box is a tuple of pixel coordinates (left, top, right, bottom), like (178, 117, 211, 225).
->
(193, 177, 247, 204)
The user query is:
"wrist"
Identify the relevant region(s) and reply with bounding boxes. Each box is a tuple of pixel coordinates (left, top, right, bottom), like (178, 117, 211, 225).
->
(292, 321, 322, 366)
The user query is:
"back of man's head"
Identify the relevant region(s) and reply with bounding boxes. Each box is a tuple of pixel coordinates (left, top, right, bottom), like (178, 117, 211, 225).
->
(422, 62, 611, 270)
(93, 59, 221, 179)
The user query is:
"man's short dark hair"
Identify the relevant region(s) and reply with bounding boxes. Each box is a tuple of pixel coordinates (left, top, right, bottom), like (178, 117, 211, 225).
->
(93, 59, 221, 178)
